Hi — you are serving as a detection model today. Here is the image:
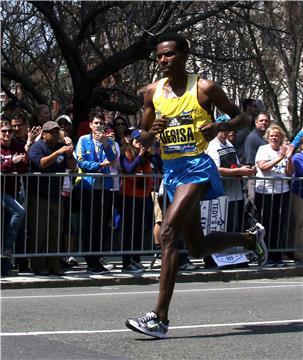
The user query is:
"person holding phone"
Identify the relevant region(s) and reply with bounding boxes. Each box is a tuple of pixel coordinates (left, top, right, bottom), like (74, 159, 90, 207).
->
(75, 110, 117, 274)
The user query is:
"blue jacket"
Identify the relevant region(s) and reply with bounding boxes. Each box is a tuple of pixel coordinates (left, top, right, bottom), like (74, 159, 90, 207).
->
(75, 133, 116, 190)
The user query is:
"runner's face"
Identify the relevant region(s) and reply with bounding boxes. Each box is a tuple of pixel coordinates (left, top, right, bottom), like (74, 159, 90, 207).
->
(156, 41, 187, 77)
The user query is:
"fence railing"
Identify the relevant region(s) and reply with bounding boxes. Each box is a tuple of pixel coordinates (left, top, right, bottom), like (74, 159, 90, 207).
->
(1, 172, 303, 258)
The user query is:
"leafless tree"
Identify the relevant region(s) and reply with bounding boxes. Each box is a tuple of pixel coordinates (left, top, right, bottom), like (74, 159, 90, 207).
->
(1, 1, 302, 136)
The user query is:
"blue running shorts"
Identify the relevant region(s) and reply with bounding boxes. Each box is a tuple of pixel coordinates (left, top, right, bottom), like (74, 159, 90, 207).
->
(162, 153, 224, 202)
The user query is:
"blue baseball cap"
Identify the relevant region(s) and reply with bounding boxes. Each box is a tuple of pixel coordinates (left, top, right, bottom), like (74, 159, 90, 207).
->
(130, 129, 141, 140)
(216, 114, 231, 123)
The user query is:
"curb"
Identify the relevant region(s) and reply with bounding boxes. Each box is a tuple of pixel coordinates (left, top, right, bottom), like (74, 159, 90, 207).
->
(1, 265, 303, 290)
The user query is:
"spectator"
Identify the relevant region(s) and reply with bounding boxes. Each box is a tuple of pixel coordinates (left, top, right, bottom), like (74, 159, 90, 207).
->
(207, 115, 256, 232)
(30, 104, 51, 127)
(120, 129, 154, 273)
(255, 124, 295, 266)
(77, 106, 103, 138)
(206, 115, 256, 269)
(10, 112, 40, 272)
(244, 112, 271, 166)
(10, 112, 28, 144)
(1, 100, 23, 120)
(65, 105, 74, 121)
(56, 115, 74, 143)
(290, 137, 303, 263)
(234, 98, 259, 163)
(0, 120, 27, 275)
(100, 125, 122, 241)
(27, 121, 76, 275)
(113, 116, 130, 147)
(55, 114, 78, 267)
(10, 112, 41, 153)
(75, 110, 117, 274)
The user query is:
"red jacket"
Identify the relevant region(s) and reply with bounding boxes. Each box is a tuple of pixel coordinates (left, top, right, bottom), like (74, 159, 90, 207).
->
(121, 149, 153, 198)
(1, 138, 28, 196)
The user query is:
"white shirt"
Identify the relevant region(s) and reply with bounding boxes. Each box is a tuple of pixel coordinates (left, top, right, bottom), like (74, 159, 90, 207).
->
(255, 143, 289, 193)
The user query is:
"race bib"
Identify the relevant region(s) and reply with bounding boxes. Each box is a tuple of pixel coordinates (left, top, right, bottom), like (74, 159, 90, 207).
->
(159, 113, 197, 154)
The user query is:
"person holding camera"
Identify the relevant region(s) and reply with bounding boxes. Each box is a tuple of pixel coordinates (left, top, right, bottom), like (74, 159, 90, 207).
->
(75, 110, 117, 274)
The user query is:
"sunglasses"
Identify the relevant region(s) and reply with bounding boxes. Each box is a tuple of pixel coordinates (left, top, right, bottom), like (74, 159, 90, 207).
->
(1, 129, 13, 134)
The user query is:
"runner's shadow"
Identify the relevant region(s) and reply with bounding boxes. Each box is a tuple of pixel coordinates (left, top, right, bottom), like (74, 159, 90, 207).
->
(136, 322, 303, 341)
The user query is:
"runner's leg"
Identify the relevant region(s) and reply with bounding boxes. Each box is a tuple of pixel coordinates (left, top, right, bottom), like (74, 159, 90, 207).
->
(154, 182, 208, 322)
(154, 182, 256, 322)
(182, 205, 255, 259)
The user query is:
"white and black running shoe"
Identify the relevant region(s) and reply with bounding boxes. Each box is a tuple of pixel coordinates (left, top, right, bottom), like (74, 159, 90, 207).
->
(126, 311, 168, 339)
(247, 222, 268, 266)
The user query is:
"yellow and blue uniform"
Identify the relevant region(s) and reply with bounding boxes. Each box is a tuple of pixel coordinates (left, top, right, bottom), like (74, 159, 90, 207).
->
(153, 74, 224, 201)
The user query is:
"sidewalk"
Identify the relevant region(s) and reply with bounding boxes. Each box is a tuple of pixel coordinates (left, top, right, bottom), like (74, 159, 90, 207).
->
(1, 260, 303, 289)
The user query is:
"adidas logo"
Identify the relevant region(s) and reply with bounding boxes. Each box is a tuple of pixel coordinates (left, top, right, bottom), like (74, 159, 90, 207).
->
(168, 118, 181, 127)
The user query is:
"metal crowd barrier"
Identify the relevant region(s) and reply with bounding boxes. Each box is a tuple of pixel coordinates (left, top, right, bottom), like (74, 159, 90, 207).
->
(1, 173, 303, 258)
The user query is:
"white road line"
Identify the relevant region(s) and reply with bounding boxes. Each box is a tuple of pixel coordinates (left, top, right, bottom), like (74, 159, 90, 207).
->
(1, 319, 302, 337)
(245, 281, 303, 284)
(1, 284, 303, 300)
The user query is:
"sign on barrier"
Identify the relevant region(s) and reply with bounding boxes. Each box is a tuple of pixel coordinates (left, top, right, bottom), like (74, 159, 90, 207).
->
(200, 196, 248, 266)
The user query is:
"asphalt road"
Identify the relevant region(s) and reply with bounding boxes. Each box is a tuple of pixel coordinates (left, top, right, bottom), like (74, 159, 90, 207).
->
(1, 278, 303, 360)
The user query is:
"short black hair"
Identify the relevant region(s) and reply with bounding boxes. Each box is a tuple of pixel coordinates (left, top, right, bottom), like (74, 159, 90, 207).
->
(89, 109, 104, 122)
(155, 32, 189, 54)
(11, 111, 26, 122)
(242, 98, 256, 111)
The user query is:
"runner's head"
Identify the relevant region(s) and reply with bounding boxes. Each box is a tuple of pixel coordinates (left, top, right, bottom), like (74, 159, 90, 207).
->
(155, 33, 189, 77)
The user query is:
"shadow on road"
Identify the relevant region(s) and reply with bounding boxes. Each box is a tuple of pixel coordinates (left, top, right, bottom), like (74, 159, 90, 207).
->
(136, 322, 303, 341)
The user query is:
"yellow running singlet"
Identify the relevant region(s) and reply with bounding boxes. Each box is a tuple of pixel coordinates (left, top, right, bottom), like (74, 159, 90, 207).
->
(153, 74, 212, 161)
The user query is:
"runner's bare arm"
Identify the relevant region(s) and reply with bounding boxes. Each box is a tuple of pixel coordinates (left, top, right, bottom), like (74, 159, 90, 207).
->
(198, 79, 251, 141)
(141, 82, 168, 147)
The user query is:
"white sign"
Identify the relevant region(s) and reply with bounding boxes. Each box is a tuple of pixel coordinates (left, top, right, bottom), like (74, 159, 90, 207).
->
(200, 197, 248, 266)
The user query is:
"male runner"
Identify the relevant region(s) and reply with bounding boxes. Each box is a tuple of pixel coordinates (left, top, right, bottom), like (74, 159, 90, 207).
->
(125, 33, 267, 339)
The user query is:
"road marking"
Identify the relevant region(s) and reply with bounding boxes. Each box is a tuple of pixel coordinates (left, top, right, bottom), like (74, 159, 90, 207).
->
(1, 284, 303, 300)
(1, 319, 302, 337)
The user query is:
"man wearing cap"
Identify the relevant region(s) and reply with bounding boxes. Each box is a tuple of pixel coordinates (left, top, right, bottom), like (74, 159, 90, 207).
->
(207, 114, 256, 232)
(27, 121, 76, 275)
(56, 115, 74, 144)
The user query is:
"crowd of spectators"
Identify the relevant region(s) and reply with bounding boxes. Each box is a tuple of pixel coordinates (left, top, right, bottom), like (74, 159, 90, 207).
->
(1, 98, 303, 275)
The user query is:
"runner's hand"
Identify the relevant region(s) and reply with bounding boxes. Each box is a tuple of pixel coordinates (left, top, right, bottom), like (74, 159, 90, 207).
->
(198, 122, 220, 142)
(149, 116, 168, 135)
